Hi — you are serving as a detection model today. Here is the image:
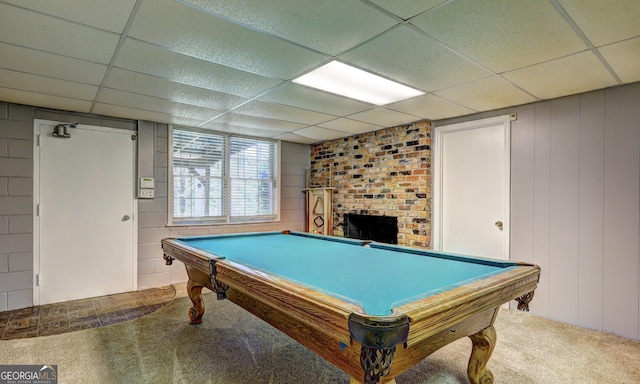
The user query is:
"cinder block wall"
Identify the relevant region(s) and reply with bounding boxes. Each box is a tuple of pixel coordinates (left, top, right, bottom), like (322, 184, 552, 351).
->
(0, 101, 309, 311)
(309, 120, 431, 248)
(0, 102, 137, 311)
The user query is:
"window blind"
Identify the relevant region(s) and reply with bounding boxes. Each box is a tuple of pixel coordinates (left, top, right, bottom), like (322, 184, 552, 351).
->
(229, 137, 277, 220)
(172, 129, 225, 221)
(170, 127, 279, 224)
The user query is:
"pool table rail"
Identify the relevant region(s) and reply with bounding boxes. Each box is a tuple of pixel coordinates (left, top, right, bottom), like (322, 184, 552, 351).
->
(161, 234, 541, 384)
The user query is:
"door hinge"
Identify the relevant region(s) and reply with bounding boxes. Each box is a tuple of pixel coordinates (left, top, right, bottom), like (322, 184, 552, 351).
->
(35, 274, 40, 286)
(36, 204, 40, 216)
(36, 134, 40, 146)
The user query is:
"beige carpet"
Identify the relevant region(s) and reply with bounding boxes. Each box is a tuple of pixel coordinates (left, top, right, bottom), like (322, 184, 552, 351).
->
(1, 288, 638, 384)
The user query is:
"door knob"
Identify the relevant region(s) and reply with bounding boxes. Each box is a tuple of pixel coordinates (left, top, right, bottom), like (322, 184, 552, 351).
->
(495, 221, 503, 229)
(122, 215, 131, 222)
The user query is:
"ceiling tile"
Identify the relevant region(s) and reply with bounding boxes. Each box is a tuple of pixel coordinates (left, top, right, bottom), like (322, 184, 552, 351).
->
(182, 0, 399, 56)
(0, 87, 92, 113)
(129, 0, 328, 79)
(386, 93, 476, 120)
(559, 0, 640, 46)
(317, 118, 383, 135)
(0, 69, 98, 101)
(202, 113, 305, 133)
(97, 88, 224, 120)
(271, 132, 318, 144)
(503, 51, 618, 100)
(348, 107, 421, 127)
(233, 100, 337, 126)
(197, 123, 286, 138)
(411, 0, 587, 72)
(292, 126, 350, 141)
(0, 3, 120, 64)
(93, 103, 205, 126)
(368, 0, 448, 20)
(114, 39, 282, 97)
(258, 83, 372, 116)
(104, 68, 249, 110)
(2, 0, 136, 34)
(340, 25, 491, 92)
(435, 76, 537, 111)
(0, 42, 107, 85)
(599, 37, 640, 84)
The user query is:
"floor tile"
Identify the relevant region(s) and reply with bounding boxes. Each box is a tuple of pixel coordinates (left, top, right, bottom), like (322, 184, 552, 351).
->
(0, 285, 176, 340)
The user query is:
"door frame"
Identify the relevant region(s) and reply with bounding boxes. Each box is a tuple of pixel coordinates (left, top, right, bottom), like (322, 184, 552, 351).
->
(32, 119, 138, 306)
(432, 114, 511, 259)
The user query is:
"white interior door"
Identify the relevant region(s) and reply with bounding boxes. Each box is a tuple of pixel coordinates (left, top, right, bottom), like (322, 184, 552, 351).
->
(34, 121, 136, 305)
(433, 115, 511, 260)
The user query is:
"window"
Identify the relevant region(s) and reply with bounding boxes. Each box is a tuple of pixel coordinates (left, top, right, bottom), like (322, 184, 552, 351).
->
(169, 126, 279, 225)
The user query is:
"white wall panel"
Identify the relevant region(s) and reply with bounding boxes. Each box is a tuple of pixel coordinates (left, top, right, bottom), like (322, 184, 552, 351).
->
(510, 104, 535, 265)
(437, 82, 640, 341)
(532, 101, 552, 317)
(548, 96, 581, 324)
(578, 90, 605, 330)
(603, 83, 640, 339)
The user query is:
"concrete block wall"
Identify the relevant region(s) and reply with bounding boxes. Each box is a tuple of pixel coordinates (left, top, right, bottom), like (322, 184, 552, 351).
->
(0, 103, 33, 311)
(0, 101, 309, 310)
(309, 120, 431, 248)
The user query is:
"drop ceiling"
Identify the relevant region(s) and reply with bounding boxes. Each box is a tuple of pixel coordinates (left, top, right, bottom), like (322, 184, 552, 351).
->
(1, 0, 638, 144)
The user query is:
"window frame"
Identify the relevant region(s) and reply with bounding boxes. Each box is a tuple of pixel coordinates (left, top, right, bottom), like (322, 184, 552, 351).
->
(168, 125, 281, 226)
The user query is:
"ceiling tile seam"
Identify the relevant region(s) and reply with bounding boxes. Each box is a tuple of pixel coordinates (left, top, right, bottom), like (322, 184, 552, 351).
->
(428, 91, 481, 114)
(106, 64, 254, 100)
(361, 0, 452, 22)
(549, 0, 623, 84)
(0, 41, 110, 68)
(291, 125, 354, 137)
(317, 116, 384, 131)
(94, 99, 199, 121)
(404, 23, 541, 101)
(0, 85, 94, 103)
(175, 0, 425, 85)
(195, 81, 294, 128)
(121, 36, 297, 82)
(358, 0, 405, 22)
(89, 0, 145, 114)
(0, 67, 102, 88)
(99, 84, 229, 111)
(173, 0, 340, 58)
(0, 1, 124, 34)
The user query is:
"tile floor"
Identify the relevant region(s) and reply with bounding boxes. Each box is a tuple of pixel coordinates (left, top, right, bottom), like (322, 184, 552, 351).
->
(0, 285, 176, 340)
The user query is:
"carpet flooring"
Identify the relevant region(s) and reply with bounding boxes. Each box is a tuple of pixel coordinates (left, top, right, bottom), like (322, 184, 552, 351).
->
(0, 287, 638, 383)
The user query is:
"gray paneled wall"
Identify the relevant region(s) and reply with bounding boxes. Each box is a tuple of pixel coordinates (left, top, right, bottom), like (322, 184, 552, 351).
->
(436, 82, 640, 340)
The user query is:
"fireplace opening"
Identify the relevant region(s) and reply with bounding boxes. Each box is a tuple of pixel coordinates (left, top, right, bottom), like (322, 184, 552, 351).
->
(342, 213, 398, 244)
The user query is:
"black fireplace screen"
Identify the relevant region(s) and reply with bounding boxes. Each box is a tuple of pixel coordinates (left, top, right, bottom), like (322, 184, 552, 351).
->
(343, 214, 398, 244)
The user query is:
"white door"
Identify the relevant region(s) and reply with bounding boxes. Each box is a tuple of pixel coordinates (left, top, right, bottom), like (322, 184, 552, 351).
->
(433, 115, 511, 260)
(34, 121, 136, 305)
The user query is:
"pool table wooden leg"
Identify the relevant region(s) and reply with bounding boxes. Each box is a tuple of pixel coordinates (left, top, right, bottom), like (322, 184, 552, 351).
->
(349, 377, 396, 384)
(467, 325, 496, 384)
(186, 278, 205, 325)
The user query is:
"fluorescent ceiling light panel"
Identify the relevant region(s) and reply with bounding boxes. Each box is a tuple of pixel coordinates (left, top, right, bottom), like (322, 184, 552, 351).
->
(293, 61, 424, 105)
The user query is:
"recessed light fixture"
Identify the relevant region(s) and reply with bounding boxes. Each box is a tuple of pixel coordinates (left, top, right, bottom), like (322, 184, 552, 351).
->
(292, 61, 424, 106)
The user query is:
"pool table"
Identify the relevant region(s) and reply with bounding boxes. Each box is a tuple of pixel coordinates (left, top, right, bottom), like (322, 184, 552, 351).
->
(161, 231, 540, 384)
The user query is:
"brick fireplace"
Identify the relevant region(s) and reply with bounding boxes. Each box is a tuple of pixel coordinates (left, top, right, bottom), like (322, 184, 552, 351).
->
(309, 120, 431, 248)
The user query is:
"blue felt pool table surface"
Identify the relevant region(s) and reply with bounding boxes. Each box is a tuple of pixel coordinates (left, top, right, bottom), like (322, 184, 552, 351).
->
(174, 231, 518, 316)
